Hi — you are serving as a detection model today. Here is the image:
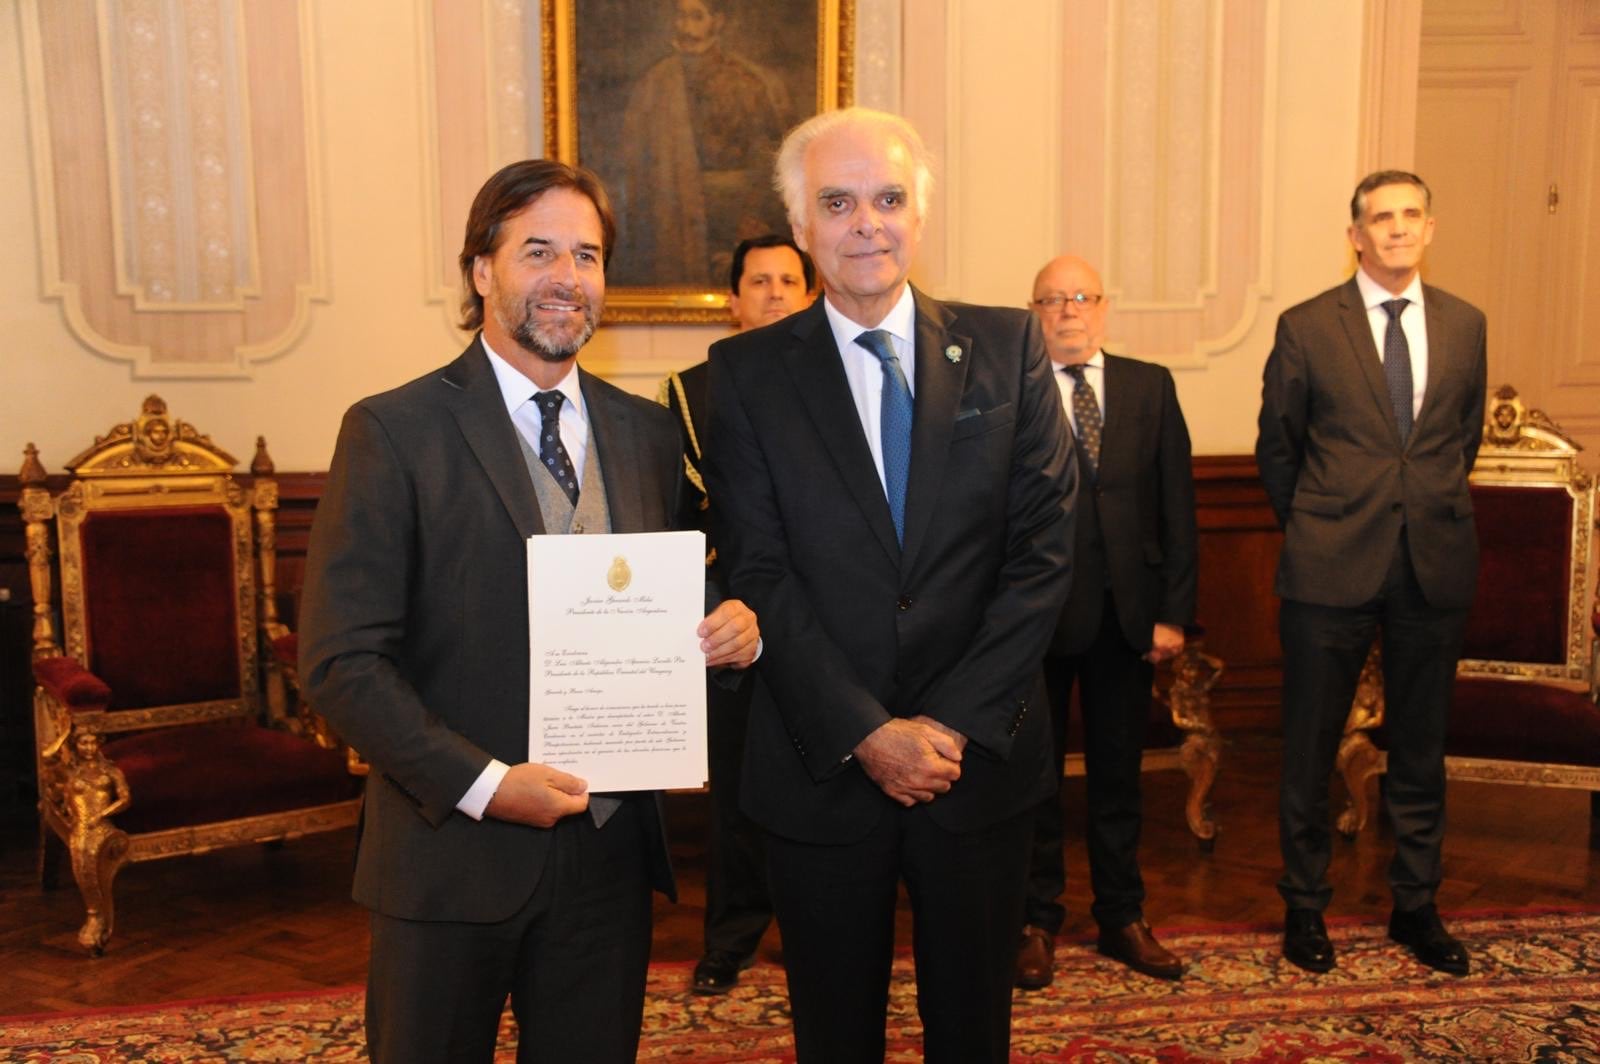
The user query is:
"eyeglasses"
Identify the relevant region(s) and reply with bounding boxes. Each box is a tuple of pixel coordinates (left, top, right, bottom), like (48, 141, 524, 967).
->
(1031, 292, 1104, 311)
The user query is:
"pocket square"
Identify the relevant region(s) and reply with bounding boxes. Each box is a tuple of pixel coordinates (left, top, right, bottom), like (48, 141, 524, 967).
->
(954, 407, 982, 422)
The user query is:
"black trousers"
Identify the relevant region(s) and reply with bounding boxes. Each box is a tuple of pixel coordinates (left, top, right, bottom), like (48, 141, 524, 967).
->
(1025, 595, 1153, 933)
(703, 673, 772, 957)
(1277, 530, 1468, 912)
(765, 805, 1033, 1064)
(363, 797, 655, 1064)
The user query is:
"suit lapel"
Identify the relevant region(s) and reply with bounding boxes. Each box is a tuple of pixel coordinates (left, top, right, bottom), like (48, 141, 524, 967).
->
(1413, 284, 1452, 442)
(1097, 354, 1128, 480)
(783, 302, 902, 563)
(441, 339, 546, 539)
(581, 369, 646, 533)
(1336, 277, 1406, 448)
(901, 289, 969, 572)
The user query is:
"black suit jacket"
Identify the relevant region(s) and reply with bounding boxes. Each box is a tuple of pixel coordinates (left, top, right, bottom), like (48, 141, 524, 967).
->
(1051, 355, 1197, 656)
(1256, 278, 1488, 609)
(299, 339, 680, 922)
(703, 289, 1078, 844)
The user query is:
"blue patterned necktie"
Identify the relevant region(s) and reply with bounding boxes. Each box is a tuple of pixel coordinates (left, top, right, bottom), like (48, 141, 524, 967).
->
(1382, 299, 1414, 445)
(534, 391, 580, 505)
(856, 329, 912, 544)
(1063, 365, 1102, 478)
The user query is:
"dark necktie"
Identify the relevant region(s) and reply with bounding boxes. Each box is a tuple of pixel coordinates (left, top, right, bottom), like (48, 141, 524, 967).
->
(856, 329, 912, 544)
(1382, 299, 1414, 445)
(534, 391, 579, 506)
(1064, 365, 1102, 478)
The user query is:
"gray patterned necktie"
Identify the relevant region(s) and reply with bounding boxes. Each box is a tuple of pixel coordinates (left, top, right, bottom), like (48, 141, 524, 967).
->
(1382, 299, 1414, 445)
(1064, 365, 1102, 478)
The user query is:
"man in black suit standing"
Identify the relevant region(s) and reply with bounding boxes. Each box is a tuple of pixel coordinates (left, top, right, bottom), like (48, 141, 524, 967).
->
(659, 234, 815, 994)
(704, 108, 1077, 1064)
(299, 159, 759, 1063)
(1015, 255, 1197, 989)
(1257, 170, 1487, 977)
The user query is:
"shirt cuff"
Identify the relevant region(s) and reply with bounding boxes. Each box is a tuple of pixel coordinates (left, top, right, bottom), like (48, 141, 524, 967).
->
(457, 759, 511, 821)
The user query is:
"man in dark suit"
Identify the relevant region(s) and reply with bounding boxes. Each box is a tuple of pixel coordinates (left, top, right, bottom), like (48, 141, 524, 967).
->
(704, 108, 1077, 1064)
(1256, 170, 1487, 977)
(299, 159, 759, 1064)
(1015, 255, 1197, 989)
(659, 234, 815, 994)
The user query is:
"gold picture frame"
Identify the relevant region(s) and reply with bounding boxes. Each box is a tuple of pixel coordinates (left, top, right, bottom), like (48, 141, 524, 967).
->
(542, 0, 853, 323)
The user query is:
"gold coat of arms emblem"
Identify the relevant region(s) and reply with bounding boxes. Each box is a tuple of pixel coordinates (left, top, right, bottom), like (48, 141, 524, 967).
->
(607, 555, 632, 592)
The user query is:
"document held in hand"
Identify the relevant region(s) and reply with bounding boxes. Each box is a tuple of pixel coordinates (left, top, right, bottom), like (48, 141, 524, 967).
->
(526, 530, 708, 792)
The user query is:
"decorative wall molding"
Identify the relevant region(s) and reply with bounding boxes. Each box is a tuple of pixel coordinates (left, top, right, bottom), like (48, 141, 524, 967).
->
(1358, 0, 1422, 175)
(1059, 0, 1279, 366)
(21, 0, 329, 377)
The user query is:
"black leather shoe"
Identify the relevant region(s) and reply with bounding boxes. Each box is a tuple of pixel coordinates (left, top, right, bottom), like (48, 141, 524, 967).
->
(1097, 920, 1185, 980)
(1283, 908, 1335, 973)
(1389, 904, 1470, 976)
(692, 950, 755, 994)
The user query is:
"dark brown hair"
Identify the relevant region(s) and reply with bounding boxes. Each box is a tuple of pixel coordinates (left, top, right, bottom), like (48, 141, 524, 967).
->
(729, 234, 815, 294)
(1350, 170, 1431, 222)
(457, 159, 617, 331)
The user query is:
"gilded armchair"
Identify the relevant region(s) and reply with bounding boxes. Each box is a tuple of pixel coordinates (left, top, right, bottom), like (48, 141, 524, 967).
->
(20, 396, 364, 953)
(1337, 386, 1600, 843)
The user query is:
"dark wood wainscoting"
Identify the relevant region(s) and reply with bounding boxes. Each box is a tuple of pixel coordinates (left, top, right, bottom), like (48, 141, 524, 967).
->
(0, 458, 1288, 808)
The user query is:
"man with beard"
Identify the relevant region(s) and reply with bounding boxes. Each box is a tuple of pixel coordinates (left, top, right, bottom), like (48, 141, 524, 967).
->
(299, 159, 759, 1064)
(658, 234, 814, 994)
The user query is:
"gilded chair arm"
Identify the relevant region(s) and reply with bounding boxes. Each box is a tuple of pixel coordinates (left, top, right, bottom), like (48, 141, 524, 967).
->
(33, 656, 113, 713)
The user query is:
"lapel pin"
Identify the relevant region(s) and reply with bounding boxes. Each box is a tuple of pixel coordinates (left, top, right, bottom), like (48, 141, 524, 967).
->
(945, 345, 963, 363)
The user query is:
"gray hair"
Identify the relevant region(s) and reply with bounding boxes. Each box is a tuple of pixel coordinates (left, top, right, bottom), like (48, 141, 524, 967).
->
(774, 107, 935, 228)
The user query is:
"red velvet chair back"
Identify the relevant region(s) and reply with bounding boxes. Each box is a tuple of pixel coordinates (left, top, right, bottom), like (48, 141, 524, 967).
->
(78, 507, 245, 710)
(1463, 485, 1575, 668)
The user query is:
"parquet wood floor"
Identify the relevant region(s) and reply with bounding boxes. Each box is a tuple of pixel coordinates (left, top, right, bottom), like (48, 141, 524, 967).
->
(1, 736, 1594, 1016)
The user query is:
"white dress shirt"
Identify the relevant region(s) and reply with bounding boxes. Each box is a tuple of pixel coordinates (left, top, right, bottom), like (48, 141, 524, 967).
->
(822, 285, 918, 497)
(484, 337, 591, 485)
(1354, 267, 1428, 422)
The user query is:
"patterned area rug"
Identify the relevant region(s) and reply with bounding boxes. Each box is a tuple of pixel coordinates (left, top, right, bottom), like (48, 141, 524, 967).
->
(3, 910, 1597, 1062)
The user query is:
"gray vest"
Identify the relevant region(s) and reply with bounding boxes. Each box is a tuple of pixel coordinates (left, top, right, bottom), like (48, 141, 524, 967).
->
(517, 420, 612, 536)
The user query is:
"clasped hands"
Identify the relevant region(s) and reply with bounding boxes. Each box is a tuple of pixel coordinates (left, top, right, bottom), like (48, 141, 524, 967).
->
(486, 598, 760, 827)
(853, 715, 968, 807)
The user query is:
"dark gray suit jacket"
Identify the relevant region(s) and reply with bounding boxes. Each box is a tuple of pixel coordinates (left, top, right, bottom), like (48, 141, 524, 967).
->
(1256, 277, 1488, 609)
(1051, 354, 1197, 656)
(299, 339, 680, 922)
(704, 289, 1078, 844)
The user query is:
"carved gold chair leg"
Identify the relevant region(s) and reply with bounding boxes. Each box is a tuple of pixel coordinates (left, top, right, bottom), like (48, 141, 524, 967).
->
(1336, 641, 1386, 839)
(69, 829, 131, 955)
(1178, 730, 1220, 851)
(1335, 731, 1383, 838)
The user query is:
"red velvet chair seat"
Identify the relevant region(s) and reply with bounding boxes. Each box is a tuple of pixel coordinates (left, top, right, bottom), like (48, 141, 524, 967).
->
(1441, 677, 1600, 767)
(103, 726, 364, 835)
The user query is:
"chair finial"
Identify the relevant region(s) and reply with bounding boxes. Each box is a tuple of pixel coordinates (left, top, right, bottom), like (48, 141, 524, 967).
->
(250, 436, 275, 477)
(20, 443, 47, 486)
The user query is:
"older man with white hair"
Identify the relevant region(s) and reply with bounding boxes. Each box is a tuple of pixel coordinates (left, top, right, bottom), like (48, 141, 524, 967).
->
(703, 107, 1078, 1064)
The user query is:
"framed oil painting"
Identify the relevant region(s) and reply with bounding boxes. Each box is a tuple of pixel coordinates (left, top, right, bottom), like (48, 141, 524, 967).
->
(542, 0, 852, 322)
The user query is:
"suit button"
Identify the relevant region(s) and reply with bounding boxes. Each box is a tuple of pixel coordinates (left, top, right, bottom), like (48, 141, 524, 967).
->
(897, 595, 913, 611)
(1391, 503, 1402, 512)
